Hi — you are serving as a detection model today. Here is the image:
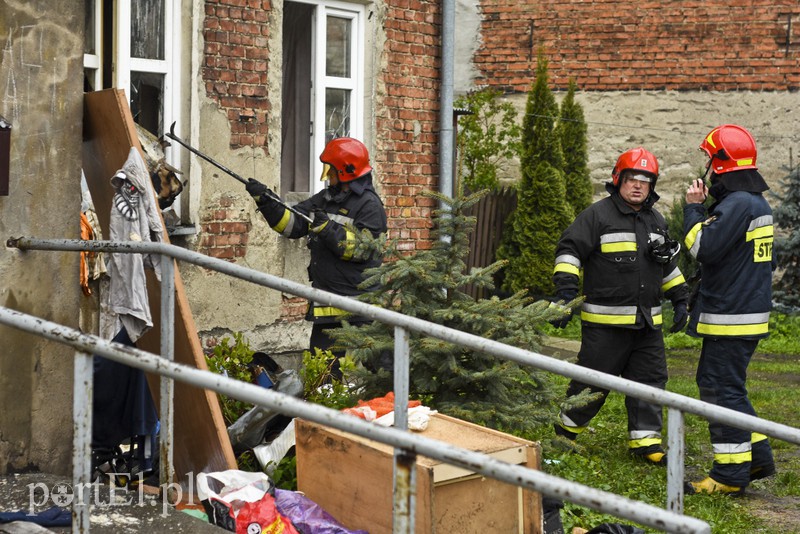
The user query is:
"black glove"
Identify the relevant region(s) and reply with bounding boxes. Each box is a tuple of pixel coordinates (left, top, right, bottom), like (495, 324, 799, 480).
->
(549, 290, 577, 329)
(670, 301, 688, 333)
(246, 178, 280, 210)
(310, 209, 330, 233)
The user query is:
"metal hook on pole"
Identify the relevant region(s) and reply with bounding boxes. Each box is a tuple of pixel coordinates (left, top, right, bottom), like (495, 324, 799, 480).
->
(165, 122, 312, 223)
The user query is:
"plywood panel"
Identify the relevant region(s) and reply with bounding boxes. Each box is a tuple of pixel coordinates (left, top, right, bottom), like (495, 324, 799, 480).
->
(82, 89, 236, 483)
(295, 414, 542, 534)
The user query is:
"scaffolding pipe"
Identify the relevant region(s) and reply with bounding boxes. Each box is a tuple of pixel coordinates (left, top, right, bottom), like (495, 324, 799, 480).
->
(0, 306, 711, 534)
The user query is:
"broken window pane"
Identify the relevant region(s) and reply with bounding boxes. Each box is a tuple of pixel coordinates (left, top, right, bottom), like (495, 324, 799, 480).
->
(325, 88, 350, 142)
(130, 71, 164, 136)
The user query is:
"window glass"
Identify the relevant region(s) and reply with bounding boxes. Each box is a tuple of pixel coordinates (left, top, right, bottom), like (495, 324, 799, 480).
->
(326, 17, 351, 78)
(131, 0, 165, 60)
(84, 1, 96, 55)
(325, 88, 351, 142)
(130, 71, 164, 135)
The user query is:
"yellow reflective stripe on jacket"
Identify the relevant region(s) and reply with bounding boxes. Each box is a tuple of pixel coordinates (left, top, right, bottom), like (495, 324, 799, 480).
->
(696, 312, 770, 337)
(752, 432, 769, 444)
(745, 216, 773, 241)
(600, 232, 637, 253)
(581, 303, 662, 326)
(313, 305, 348, 318)
(652, 310, 663, 326)
(272, 209, 292, 235)
(712, 442, 752, 465)
(341, 228, 356, 260)
(685, 221, 703, 258)
(746, 216, 774, 263)
(554, 254, 581, 276)
(662, 267, 686, 292)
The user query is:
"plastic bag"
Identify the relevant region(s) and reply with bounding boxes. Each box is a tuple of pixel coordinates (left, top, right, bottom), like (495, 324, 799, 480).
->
(374, 405, 437, 431)
(197, 469, 299, 534)
(274, 489, 368, 534)
(228, 369, 303, 452)
(253, 419, 296, 473)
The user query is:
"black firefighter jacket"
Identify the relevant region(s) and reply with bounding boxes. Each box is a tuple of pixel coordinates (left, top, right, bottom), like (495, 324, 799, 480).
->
(683, 188, 773, 339)
(258, 174, 387, 324)
(553, 187, 688, 329)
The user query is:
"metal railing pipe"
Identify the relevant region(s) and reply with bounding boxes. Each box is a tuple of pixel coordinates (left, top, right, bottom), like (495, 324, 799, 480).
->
(0, 307, 710, 534)
(72, 350, 93, 534)
(9, 237, 800, 446)
(159, 255, 176, 492)
(392, 326, 415, 533)
(666, 408, 686, 513)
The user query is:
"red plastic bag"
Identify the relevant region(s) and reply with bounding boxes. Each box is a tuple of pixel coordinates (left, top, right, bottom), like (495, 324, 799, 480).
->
(197, 470, 298, 534)
(236, 492, 298, 534)
(342, 391, 421, 419)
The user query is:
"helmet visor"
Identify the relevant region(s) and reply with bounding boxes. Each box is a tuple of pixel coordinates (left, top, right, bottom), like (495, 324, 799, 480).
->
(629, 173, 653, 183)
(320, 163, 333, 182)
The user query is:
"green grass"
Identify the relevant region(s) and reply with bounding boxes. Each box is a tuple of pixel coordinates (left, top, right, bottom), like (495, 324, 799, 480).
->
(536, 312, 800, 533)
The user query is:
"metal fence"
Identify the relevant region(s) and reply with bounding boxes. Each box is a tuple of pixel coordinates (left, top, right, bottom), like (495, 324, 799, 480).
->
(7, 237, 800, 533)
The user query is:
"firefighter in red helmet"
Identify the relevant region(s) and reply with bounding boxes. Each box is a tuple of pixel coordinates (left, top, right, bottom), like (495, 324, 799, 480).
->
(683, 124, 775, 495)
(246, 137, 387, 377)
(551, 147, 689, 466)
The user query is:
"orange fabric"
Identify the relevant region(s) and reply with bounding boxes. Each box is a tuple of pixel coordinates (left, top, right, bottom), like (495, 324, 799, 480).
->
(80, 212, 93, 296)
(343, 391, 421, 419)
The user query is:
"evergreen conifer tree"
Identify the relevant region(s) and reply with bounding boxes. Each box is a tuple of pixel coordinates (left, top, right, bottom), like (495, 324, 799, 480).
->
(331, 190, 561, 435)
(495, 49, 573, 299)
(558, 79, 593, 215)
(771, 165, 800, 309)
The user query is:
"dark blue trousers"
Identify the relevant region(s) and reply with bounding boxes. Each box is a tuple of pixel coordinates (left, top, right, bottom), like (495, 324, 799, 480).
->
(564, 326, 667, 436)
(697, 337, 774, 487)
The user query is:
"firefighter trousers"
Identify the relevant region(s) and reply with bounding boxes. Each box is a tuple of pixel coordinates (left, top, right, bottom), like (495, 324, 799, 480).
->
(697, 337, 774, 487)
(561, 326, 667, 441)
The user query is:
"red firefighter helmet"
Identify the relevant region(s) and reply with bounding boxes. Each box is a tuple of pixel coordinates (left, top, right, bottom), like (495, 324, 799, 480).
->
(611, 147, 659, 187)
(319, 137, 373, 182)
(699, 124, 757, 175)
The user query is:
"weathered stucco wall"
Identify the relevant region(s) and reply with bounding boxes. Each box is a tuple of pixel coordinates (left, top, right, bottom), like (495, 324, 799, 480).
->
(497, 90, 800, 207)
(176, 0, 311, 365)
(0, 1, 85, 475)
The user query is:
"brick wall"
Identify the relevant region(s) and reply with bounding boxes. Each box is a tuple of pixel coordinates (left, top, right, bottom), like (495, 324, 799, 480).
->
(197, 194, 251, 260)
(203, 0, 271, 149)
(476, 0, 800, 92)
(375, 0, 443, 251)
(199, 0, 446, 330)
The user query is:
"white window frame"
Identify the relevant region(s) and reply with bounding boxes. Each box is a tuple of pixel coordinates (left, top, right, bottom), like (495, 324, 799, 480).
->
(114, 0, 184, 217)
(114, 0, 183, 155)
(83, 0, 103, 90)
(305, 0, 365, 194)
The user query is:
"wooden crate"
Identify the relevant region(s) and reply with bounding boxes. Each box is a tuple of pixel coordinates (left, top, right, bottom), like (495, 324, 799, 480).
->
(295, 413, 542, 534)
